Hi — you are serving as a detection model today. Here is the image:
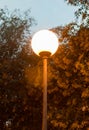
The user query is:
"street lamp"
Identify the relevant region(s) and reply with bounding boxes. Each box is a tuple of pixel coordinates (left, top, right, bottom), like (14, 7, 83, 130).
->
(31, 29, 58, 130)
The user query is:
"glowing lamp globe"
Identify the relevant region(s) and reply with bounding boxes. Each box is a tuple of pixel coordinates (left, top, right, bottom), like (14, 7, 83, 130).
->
(31, 29, 58, 57)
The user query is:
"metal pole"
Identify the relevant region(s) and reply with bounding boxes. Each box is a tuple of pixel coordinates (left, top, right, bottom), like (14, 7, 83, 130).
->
(42, 58, 47, 130)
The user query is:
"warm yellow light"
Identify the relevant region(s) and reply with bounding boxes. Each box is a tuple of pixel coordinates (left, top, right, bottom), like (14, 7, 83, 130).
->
(31, 29, 59, 56)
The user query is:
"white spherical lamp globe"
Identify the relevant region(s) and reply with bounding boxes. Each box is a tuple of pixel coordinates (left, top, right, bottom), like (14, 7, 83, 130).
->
(31, 29, 58, 56)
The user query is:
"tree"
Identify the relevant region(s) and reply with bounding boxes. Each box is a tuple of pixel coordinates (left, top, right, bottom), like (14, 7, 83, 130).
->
(0, 8, 35, 56)
(0, 8, 42, 130)
(47, 25, 89, 129)
(65, 0, 89, 27)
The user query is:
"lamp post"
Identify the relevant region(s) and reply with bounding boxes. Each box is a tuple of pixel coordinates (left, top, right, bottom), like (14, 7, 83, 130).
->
(31, 29, 58, 130)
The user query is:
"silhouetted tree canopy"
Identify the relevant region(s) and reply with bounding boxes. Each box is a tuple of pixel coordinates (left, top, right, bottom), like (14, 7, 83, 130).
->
(47, 25, 89, 129)
(0, 8, 42, 130)
(65, 0, 89, 27)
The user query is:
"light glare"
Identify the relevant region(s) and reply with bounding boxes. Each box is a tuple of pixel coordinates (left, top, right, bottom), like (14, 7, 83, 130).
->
(31, 29, 59, 56)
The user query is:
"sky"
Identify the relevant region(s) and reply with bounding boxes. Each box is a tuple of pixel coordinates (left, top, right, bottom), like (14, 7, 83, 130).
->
(0, 0, 77, 32)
